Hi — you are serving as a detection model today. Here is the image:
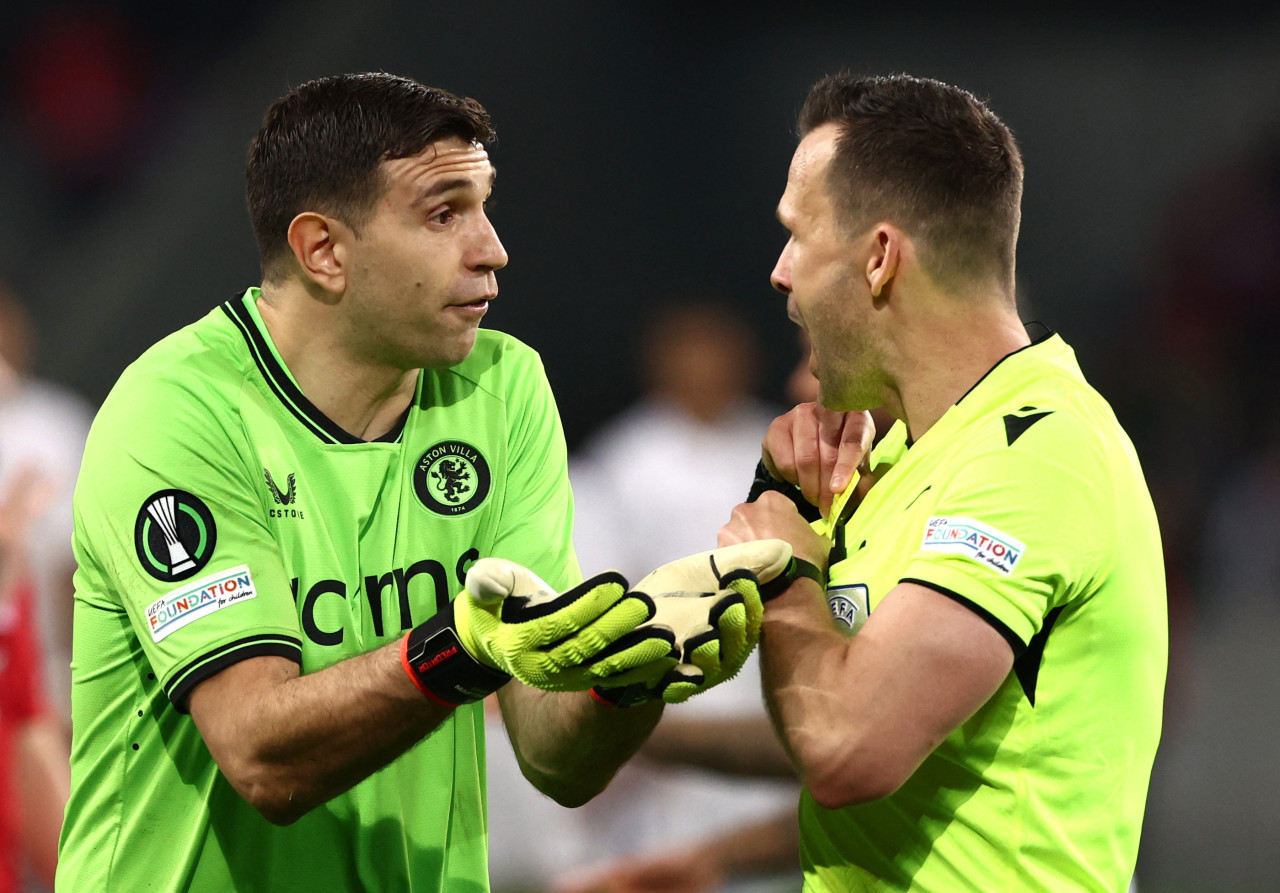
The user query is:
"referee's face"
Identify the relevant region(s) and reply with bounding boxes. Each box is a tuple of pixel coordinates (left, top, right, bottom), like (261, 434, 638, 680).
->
(772, 124, 884, 412)
(342, 137, 508, 370)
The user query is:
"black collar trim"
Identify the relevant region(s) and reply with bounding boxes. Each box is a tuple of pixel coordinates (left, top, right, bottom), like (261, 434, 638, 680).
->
(955, 322, 1055, 407)
(221, 297, 365, 445)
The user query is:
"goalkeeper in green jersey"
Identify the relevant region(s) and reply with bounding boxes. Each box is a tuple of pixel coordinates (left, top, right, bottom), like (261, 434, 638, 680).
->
(56, 73, 789, 893)
(721, 74, 1167, 892)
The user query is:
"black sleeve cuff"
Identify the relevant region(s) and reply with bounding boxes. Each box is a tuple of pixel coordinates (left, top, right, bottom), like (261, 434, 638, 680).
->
(900, 578, 1026, 658)
(166, 634, 304, 712)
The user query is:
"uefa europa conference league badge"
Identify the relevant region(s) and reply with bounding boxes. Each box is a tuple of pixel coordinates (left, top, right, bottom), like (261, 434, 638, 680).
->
(135, 490, 218, 582)
(413, 441, 491, 515)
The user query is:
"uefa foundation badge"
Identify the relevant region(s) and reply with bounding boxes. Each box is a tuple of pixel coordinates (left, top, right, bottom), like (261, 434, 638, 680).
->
(135, 489, 218, 582)
(921, 516, 1024, 575)
(414, 441, 491, 515)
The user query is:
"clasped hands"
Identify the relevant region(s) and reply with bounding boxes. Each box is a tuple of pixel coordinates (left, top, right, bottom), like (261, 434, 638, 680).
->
(455, 539, 792, 705)
(437, 404, 875, 707)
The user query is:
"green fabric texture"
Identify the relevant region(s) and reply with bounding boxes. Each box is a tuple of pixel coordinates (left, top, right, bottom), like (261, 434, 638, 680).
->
(58, 289, 582, 893)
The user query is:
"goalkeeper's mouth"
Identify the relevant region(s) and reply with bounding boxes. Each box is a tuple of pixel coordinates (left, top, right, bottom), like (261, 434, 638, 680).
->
(448, 297, 493, 318)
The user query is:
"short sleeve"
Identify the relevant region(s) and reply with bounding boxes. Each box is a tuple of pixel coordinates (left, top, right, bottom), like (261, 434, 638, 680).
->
(900, 426, 1111, 652)
(73, 367, 302, 709)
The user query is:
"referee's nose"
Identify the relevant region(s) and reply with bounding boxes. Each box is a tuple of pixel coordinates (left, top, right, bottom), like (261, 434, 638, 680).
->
(771, 238, 794, 295)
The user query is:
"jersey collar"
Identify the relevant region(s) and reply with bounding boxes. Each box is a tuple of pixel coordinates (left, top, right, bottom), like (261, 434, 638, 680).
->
(222, 288, 412, 446)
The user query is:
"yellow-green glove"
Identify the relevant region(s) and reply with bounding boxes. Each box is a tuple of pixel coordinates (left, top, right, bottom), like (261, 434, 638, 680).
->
(402, 558, 679, 706)
(592, 539, 792, 707)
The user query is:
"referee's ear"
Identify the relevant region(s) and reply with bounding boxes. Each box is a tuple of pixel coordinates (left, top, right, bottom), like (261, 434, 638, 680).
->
(286, 211, 349, 298)
(866, 223, 902, 301)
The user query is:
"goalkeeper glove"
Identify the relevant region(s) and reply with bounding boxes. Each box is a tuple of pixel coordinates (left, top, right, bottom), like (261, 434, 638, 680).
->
(401, 558, 680, 707)
(592, 539, 792, 707)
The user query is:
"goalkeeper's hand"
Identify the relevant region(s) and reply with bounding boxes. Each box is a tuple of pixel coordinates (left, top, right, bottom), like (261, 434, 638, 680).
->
(592, 539, 792, 707)
(401, 559, 679, 707)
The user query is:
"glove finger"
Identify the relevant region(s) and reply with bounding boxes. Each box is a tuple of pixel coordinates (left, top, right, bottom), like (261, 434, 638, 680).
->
(718, 577, 763, 660)
(589, 651, 680, 688)
(576, 627, 681, 684)
(465, 557, 557, 605)
(537, 593, 661, 668)
(681, 589, 744, 671)
(705, 588, 749, 653)
(587, 621, 679, 666)
(511, 646, 677, 693)
(483, 577, 643, 689)
(683, 631, 724, 683)
(500, 572, 633, 642)
(657, 665, 706, 705)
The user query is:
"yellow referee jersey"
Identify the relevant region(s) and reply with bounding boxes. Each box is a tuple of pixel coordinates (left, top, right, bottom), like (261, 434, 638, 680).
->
(804, 333, 1166, 892)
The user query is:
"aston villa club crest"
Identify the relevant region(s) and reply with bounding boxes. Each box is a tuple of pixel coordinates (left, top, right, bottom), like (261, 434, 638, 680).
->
(413, 441, 491, 515)
(135, 490, 218, 582)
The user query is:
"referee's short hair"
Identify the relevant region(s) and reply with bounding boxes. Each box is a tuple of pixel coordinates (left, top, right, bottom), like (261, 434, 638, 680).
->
(799, 73, 1024, 293)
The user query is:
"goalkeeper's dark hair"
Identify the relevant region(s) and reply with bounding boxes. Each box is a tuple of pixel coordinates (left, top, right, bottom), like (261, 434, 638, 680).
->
(246, 72, 495, 282)
(798, 73, 1023, 293)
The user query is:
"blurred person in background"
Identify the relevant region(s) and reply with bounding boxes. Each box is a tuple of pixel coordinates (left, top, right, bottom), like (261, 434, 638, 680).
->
(570, 300, 782, 582)
(0, 286, 94, 734)
(0, 465, 71, 893)
(487, 301, 801, 893)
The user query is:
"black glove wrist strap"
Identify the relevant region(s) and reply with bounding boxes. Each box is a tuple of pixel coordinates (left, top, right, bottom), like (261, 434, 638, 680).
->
(760, 555, 827, 601)
(747, 460, 823, 523)
(401, 601, 512, 707)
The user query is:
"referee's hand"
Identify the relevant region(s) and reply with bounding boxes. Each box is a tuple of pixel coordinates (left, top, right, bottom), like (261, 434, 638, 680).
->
(721, 492, 832, 585)
(762, 403, 874, 518)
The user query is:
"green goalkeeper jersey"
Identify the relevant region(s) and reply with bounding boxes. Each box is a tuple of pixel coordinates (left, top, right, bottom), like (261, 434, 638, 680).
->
(802, 333, 1167, 892)
(57, 288, 580, 893)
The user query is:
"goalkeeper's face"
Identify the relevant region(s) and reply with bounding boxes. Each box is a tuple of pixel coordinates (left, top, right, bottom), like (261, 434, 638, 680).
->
(771, 125, 887, 412)
(340, 137, 508, 370)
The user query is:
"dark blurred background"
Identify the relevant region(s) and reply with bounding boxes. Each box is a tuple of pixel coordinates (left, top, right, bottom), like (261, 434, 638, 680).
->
(2, 2, 1279, 890)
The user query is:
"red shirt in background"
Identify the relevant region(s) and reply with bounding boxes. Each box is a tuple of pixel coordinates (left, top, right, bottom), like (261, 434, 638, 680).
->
(0, 583, 47, 893)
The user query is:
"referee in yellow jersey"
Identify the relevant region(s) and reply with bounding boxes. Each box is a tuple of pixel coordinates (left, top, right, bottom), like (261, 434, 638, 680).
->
(722, 73, 1166, 893)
